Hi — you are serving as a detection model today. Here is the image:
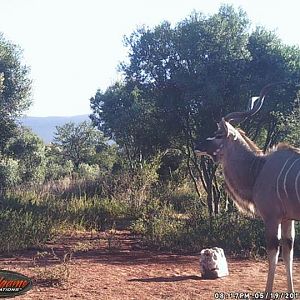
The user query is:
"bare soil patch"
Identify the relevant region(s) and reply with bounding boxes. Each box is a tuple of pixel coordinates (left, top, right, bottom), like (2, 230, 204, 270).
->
(1, 230, 299, 299)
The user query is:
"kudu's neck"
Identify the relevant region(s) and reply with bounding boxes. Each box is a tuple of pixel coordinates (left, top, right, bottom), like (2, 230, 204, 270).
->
(223, 136, 259, 166)
(220, 136, 265, 214)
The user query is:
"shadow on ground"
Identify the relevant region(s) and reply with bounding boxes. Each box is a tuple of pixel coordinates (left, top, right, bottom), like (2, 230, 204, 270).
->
(128, 275, 202, 282)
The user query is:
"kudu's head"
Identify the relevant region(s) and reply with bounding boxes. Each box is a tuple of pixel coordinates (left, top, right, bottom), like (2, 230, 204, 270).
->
(194, 84, 276, 162)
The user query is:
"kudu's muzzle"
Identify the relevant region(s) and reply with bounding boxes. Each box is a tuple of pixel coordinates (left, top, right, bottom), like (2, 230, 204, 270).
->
(194, 138, 221, 162)
(194, 140, 210, 156)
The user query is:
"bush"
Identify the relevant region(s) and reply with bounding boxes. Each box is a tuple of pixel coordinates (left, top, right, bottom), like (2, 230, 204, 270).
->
(45, 160, 74, 181)
(0, 195, 55, 252)
(132, 199, 266, 256)
(131, 200, 186, 249)
(101, 155, 160, 214)
(77, 163, 100, 179)
(0, 158, 21, 190)
(6, 127, 47, 185)
(0, 209, 53, 252)
(156, 180, 201, 213)
(185, 210, 266, 256)
(65, 196, 130, 230)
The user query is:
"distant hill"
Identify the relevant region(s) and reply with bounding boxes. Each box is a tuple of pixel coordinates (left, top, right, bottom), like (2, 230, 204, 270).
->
(21, 115, 90, 144)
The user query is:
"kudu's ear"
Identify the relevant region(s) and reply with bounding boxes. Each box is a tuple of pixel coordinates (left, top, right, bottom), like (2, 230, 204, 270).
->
(217, 118, 238, 140)
(217, 118, 229, 137)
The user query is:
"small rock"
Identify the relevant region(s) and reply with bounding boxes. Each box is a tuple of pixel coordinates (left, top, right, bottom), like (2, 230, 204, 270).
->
(199, 247, 229, 279)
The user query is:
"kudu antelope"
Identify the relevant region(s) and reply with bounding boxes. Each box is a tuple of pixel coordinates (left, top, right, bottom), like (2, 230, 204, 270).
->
(195, 84, 300, 294)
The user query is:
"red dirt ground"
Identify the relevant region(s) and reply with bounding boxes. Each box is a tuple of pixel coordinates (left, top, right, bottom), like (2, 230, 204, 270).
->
(1, 230, 300, 300)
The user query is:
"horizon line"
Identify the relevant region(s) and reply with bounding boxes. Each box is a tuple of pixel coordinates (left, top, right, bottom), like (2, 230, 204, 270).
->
(23, 113, 91, 118)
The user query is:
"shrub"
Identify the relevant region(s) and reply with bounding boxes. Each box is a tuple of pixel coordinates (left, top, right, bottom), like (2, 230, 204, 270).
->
(132, 199, 266, 256)
(65, 196, 130, 230)
(131, 200, 186, 250)
(45, 160, 74, 181)
(77, 163, 100, 179)
(0, 158, 21, 190)
(0, 196, 54, 252)
(184, 210, 266, 256)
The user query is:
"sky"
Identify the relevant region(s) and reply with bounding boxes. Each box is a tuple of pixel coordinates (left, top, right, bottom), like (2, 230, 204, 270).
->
(0, 0, 299, 117)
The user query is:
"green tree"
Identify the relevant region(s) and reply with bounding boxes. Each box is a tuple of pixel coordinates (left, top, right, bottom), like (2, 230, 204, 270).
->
(91, 84, 165, 169)
(0, 158, 21, 190)
(272, 92, 300, 148)
(44, 143, 74, 180)
(90, 5, 300, 215)
(0, 33, 32, 153)
(244, 28, 300, 150)
(6, 127, 46, 183)
(53, 121, 115, 172)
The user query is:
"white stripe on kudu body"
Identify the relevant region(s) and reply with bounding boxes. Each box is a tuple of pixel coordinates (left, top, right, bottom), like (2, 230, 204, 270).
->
(283, 158, 300, 198)
(295, 169, 300, 203)
(276, 158, 293, 202)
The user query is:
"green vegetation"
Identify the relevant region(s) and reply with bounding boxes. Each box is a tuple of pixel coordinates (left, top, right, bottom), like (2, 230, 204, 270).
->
(90, 5, 300, 215)
(0, 5, 299, 257)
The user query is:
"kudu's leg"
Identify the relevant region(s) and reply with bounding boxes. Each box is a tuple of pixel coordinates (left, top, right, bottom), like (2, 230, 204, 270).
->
(265, 221, 281, 293)
(281, 220, 295, 292)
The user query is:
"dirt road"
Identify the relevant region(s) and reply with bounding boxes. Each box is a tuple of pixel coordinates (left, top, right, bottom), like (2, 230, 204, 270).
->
(1, 231, 299, 299)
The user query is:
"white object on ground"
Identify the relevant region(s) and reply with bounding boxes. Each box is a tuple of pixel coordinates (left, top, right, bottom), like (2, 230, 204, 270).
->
(199, 247, 229, 279)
